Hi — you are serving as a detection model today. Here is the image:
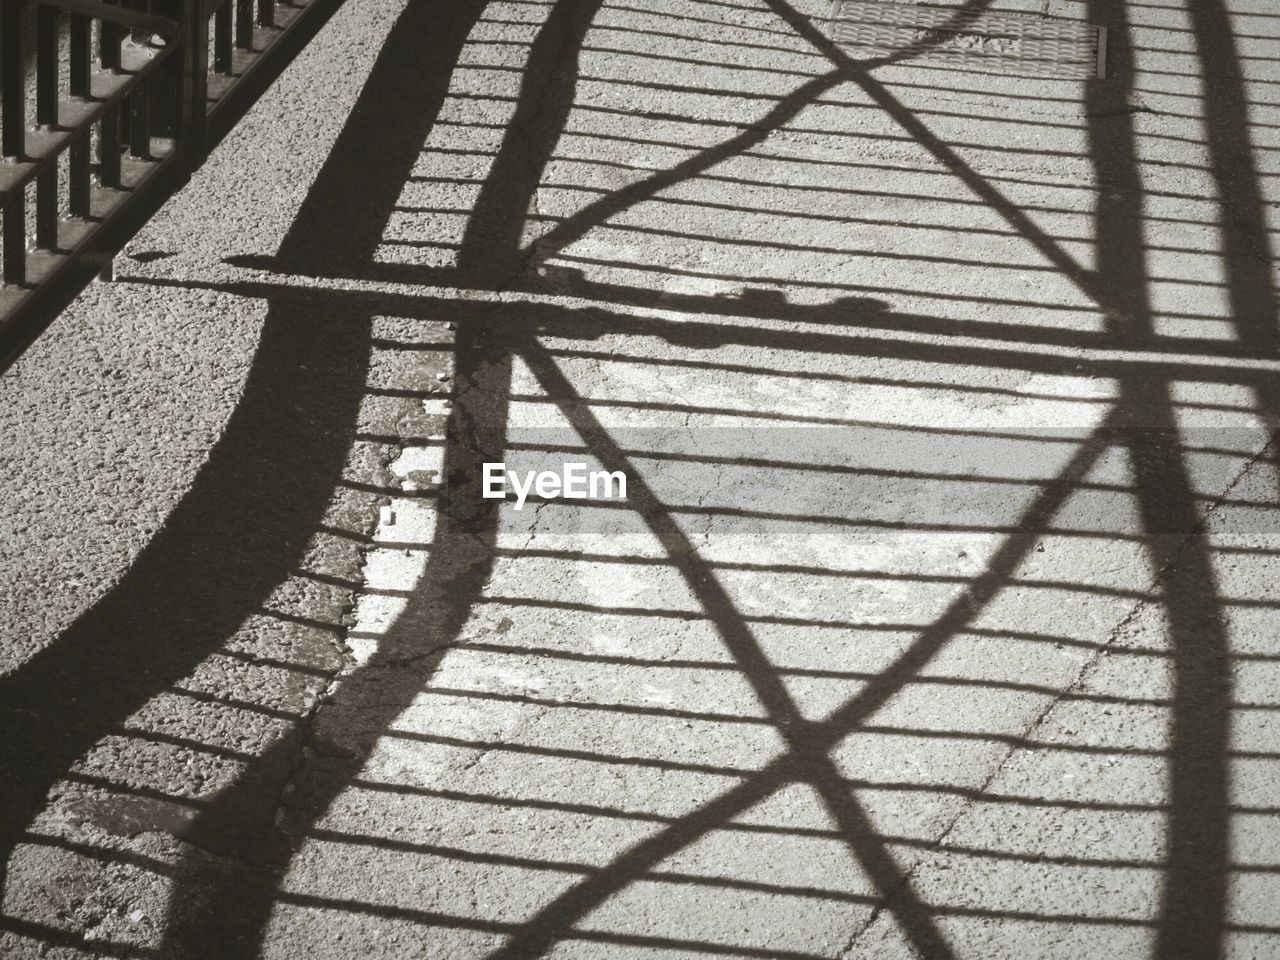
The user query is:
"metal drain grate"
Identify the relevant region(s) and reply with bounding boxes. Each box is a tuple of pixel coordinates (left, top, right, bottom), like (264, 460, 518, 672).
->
(828, 1, 1107, 79)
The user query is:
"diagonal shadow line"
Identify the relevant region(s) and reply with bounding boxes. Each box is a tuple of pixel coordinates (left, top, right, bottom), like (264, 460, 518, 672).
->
(514, 336, 957, 959)
(519, 66, 848, 263)
(459, 0, 607, 283)
(759, 0, 1115, 316)
(520, 0, 996, 273)
(510, 371, 808, 738)
(804, 751, 956, 959)
(1079, 0, 1252, 956)
(12, 1, 1249, 957)
(155, 0, 604, 957)
(501, 336, 954, 959)
(144, 0, 497, 957)
(487, 335, 1117, 959)
(523, 0, 1114, 324)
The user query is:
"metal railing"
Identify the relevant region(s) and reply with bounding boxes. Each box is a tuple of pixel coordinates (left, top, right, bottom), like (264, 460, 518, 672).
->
(0, 0, 340, 373)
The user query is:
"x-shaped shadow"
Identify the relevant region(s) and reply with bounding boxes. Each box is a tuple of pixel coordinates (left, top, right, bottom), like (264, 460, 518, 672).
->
(448, 0, 1265, 956)
(78, 0, 1270, 956)
(488, 330, 1117, 959)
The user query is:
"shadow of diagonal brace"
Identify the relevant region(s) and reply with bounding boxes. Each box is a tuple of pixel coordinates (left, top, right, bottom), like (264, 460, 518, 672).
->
(480, 336, 1118, 960)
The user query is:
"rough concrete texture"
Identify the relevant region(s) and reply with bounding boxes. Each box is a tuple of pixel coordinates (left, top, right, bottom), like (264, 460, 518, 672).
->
(1, 0, 1279, 957)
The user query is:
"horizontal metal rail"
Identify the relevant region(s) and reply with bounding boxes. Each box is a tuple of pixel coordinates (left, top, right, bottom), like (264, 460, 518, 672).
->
(0, 0, 344, 373)
(34, 0, 177, 36)
(0, 43, 176, 202)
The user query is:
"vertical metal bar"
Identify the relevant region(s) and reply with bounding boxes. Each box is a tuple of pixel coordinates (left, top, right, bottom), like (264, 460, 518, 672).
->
(70, 133, 91, 218)
(1, 0, 25, 159)
(34, 2, 60, 250)
(70, 13, 91, 98)
(147, 0, 179, 140)
(100, 0, 124, 181)
(117, 102, 130, 163)
(36, 5, 59, 127)
(177, 0, 208, 173)
(101, 2, 121, 73)
(257, 0, 273, 29)
(70, 13, 93, 220)
(214, 0, 232, 73)
(100, 107, 121, 189)
(130, 82, 150, 160)
(36, 169, 57, 250)
(2, 194, 26, 286)
(235, 0, 251, 48)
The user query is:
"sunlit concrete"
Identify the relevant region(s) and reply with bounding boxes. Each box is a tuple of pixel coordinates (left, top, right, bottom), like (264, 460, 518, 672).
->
(1, 0, 1278, 958)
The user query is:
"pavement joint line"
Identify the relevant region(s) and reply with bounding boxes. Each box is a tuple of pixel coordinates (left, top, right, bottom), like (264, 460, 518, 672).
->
(838, 564, 1152, 957)
(838, 417, 1280, 956)
(482, 343, 1123, 960)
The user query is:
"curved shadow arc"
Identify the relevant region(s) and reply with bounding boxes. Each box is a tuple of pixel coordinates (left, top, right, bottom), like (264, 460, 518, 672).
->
(157, 0, 600, 955)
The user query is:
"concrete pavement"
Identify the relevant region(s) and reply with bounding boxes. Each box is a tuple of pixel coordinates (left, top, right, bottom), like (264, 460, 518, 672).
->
(2, 0, 1279, 957)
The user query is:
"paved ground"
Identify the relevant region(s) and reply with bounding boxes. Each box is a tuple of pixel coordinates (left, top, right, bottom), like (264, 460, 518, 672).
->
(2, 0, 1279, 957)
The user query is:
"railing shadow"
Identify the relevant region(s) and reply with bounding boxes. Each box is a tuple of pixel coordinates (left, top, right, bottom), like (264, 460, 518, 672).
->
(1, 0, 1278, 957)
(0, 0, 489, 936)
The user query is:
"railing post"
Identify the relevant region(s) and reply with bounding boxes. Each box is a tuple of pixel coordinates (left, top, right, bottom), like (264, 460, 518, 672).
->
(69, 13, 92, 99)
(235, 0, 251, 50)
(1, 0, 25, 160)
(2, 0, 28, 286)
(178, 0, 210, 175)
(99, 0, 123, 190)
(35, 3, 60, 251)
(100, 0, 121, 72)
(35, 4, 58, 128)
(2, 0, 342, 370)
(69, 14, 93, 218)
(214, 0, 232, 73)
